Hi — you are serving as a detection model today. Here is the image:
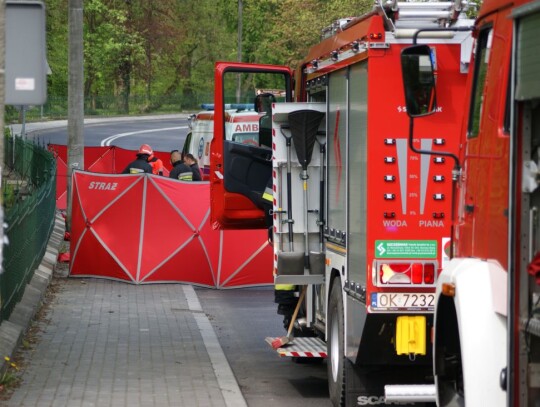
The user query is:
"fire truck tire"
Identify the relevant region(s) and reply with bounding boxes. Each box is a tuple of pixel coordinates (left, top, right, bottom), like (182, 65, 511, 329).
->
(434, 296, 464, 407)
(327, 280, 345, 407)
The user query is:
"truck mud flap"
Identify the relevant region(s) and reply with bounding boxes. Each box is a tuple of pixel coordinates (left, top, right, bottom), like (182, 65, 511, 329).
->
(345, 361, 435, 406)
(265, 336, 327, 358)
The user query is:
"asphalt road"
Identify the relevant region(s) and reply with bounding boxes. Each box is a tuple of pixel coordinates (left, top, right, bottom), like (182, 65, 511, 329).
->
(25, 116, 191, 153)
(28, 117, 332, 406)
(195, 287, 330, 407)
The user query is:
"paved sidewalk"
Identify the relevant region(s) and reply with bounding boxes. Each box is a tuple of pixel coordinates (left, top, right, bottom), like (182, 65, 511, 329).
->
(2, 116, 247, 406)
(6, 278, 246, 407)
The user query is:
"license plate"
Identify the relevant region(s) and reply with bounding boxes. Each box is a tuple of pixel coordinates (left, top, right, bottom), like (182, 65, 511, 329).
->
(370, 292, 435, 311)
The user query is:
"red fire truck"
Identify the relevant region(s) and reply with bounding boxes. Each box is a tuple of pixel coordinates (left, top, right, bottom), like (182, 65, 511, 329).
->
(209, 1, 474, 405)
(394, 0, 540, 405)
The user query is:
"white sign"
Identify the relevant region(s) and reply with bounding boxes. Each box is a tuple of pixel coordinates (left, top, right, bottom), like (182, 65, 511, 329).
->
(15, 78, 35, 91)
(371, 292, 435, 311)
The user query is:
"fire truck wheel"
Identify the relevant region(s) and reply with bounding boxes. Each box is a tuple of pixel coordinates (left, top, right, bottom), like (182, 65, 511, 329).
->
(435, 343, 464, 405)
(327, 280, 345, 406)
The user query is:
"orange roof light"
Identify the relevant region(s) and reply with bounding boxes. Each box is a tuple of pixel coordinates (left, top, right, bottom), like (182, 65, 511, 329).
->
(441, 283, 456, 297)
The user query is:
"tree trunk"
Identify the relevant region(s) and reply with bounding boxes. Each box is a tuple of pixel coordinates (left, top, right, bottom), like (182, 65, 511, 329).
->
(117, 56, 131, 114)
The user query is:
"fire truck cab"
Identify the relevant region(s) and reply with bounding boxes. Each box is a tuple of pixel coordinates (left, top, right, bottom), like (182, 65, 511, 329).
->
(209, 1, 475, 405)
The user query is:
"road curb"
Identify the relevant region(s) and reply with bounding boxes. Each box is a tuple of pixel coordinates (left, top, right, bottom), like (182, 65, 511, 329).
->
(0, 211, 65, 376)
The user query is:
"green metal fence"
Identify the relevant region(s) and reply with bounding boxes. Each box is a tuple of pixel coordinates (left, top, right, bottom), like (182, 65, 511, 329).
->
(1, 135, 57, 322)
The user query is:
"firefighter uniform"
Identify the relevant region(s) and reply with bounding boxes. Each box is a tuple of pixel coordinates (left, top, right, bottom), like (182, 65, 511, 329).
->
(188, 162, 202, 181)
(149, 155, 164, 176)
(122, 156, 153, 174)
(261, 181, 273, 232)
(275, 284, 299, 331)
(122, 144, 154, 174)
(169, 160, 193, 181)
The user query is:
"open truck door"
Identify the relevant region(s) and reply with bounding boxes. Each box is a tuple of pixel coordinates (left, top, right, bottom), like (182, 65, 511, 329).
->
(210, 62, 293, 229)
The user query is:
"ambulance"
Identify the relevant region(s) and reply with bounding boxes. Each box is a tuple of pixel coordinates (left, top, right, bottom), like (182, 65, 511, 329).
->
(182, 104, 263, 180)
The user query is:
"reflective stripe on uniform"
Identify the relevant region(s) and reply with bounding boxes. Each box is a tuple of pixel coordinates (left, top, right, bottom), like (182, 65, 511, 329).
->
(129, 168, 144, 174)
(262, 186, 273, 202)
(178, 172, 193, 181)
(275, 284, 295, 291)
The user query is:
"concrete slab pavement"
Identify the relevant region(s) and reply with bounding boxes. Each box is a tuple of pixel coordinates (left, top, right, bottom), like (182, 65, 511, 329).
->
(0, 211, 65, 385)
(5, 277, 247, 407)
(0, 116, 248, 406)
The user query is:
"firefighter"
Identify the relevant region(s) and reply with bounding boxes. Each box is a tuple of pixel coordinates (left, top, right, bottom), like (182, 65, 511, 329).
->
(260, 176, 300, 331)
(148, 153, 164, 176)
(255, 110, 301, 333)
(183, 153, 202, 181)
(169, 150, 193, 181)
(122, 144, 153, 174)
(276, 285, 300, 331)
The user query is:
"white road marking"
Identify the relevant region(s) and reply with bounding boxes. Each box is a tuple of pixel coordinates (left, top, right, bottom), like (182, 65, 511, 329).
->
(101, 126, 188, 146)
(183, 285, 248, 407)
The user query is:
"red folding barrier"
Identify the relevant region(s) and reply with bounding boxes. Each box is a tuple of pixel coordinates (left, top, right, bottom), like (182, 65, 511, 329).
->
(69, 171, 273, 288)
(48, 145, 171, 209)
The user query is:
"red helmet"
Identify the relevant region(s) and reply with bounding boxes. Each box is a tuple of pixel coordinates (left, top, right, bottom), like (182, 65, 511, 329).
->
(138, 144, 153, 155)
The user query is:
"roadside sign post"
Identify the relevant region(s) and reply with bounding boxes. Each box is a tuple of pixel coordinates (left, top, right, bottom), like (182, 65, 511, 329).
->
(5, 1, 47, 106)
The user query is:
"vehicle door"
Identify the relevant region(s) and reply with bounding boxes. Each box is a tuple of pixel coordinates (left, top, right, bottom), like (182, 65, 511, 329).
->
(210, 62, 293, 229)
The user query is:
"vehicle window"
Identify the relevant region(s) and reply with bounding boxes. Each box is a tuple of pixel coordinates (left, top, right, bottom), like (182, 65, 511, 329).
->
(468, 27, 493, 138)
(221, 71, 288, 142)
(307, 75, 327, 102)
(503, 68, 511, 134)
(232, 132, 259, 144)
(182, 132, 192, 156)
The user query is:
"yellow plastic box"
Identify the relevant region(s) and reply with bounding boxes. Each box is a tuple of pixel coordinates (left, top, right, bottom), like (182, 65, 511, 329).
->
(395, 315, 427, 356)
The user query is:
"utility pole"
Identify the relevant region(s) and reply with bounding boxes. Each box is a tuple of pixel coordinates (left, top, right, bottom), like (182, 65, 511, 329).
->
(66, 0, 84, 231)
(236, 0, 242, 103)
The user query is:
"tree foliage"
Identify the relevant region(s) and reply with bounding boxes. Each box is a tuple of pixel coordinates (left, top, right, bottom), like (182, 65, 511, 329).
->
(44, 0, 380, 112)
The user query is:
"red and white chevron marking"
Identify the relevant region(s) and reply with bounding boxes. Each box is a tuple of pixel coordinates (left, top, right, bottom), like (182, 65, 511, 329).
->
(266, 336, 327, 358)
(277, 350, 327, 358)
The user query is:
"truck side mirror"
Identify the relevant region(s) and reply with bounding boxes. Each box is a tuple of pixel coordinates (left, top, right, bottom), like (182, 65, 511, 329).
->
(401, 45, 437, 117)
(255, 93, 276, 147)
